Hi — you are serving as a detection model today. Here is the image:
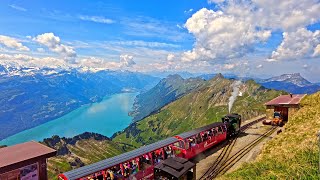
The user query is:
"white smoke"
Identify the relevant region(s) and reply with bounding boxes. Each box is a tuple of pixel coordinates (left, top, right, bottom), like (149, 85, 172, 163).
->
(228, 81, 242, 113)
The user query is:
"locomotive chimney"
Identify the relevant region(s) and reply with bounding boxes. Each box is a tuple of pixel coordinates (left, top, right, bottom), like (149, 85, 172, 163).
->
(290, 93, 293, 98)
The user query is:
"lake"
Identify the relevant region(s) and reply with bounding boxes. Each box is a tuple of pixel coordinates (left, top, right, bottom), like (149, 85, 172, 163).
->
(0, 93, 137, 146)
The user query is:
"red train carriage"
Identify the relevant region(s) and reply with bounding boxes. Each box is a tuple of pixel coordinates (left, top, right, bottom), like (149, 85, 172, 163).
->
(58, 122, 226, 180)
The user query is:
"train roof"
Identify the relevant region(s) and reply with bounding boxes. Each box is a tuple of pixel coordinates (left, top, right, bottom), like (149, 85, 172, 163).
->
(178, 122, 224, 139)
(62, 122, 225, 179)
(224, 114, 241, 118)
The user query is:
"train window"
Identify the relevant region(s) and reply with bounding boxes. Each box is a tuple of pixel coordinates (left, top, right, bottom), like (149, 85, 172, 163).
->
(140, 153, 152, 170)
(152, 149, 164, 164)
(173, 141, 184, 149)
(164, 146, 175, 158)
(196, 134, 202, 144)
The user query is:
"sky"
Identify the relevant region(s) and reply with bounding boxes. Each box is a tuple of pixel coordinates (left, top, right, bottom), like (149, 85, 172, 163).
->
(0, 0, 320, 81)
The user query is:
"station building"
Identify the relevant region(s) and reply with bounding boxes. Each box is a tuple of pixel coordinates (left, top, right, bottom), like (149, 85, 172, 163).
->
(0, 141, 56, 180)
(265, 94, 306, 122)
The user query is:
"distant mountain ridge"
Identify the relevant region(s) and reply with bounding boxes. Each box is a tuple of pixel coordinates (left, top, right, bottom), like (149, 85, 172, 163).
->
(258, 73, 320, 94)
(0, 67, 160, 140)
(130, 74, 206, 121)
(260, 73, 312, 87)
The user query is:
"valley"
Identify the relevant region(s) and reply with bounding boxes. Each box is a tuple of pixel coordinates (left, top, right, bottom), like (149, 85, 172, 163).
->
(0, 93, 137, 146)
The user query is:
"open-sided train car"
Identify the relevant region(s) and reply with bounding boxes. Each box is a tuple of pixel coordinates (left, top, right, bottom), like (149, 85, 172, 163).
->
(58, 117, 241, 180)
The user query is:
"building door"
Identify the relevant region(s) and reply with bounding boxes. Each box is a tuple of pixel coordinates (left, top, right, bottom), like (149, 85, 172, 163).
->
(274, 107, 288, 122)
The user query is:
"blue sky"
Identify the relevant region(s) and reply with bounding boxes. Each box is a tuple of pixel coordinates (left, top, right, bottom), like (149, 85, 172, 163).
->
(0, 0, 320, 81)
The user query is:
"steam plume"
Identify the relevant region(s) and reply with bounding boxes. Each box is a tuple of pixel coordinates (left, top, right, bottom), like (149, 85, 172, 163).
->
(229, 81, 242, 113)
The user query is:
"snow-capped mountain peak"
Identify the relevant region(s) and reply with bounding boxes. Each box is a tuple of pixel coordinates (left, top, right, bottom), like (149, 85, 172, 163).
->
(263, 73, 312, 87)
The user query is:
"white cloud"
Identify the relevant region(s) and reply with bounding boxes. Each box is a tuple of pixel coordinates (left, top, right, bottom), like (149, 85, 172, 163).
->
(256, 64, 263, 69)
(34, 33, 76, 57)
(184, 9, 194, 14)
(119, 54, 136, 67)
(176, 24, 183, 29)
(0, 53, 69, 69)
(167, 54, 175, 61)
(110, 40, 180, 49)
(9, 4, 27, 11)
(224, 63, 236, 70)
(220, 0, 320, 31)
(271, 28, 320, 61)
(208, 0, 225, 4)
(182, 8, 271, 62)
(79, 15, 114, 24)
(0, 35, 30, 51)
(313, 44, 320, 57)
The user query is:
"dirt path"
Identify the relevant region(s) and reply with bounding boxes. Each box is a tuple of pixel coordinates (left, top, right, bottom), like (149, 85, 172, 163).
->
(192, 115, 278, 179)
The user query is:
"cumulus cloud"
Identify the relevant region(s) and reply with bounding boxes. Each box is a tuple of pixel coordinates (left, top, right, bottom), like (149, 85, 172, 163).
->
(182, 8, 271, 62)
(182, 0, 320, 65)
(271, 28, 320, 61)
(0, 35, 30, 51)
(119, 54, 136, 67)
(167, 54, 175, 61)
(220, 0, 320, 31)
(79, 15, 114, 24)
(34, 33, 76, 57)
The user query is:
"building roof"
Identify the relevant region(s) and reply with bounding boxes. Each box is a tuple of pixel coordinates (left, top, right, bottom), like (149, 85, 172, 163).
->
(0, 141, 56, 171)
(62, 122, 225, 179)
(265, 94, 306, 106)
(155, 157, 195, 178)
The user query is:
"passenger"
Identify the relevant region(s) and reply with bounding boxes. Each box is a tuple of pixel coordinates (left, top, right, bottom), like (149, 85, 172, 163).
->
(143, 154, 150, 164)
(107, 170, 115, 180)
(191, 139, 196, 147)
(203, 133, 208, 141)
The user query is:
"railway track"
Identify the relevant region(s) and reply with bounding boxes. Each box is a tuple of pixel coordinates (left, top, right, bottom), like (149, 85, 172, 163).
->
(199, 117, 272, 180)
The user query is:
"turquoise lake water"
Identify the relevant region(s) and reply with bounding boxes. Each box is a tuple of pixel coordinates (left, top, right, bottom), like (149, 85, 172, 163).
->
(0, 93, 137, 146)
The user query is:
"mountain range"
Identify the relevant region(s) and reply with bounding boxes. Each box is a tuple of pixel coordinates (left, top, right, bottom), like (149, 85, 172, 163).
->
(112, 74, 285, 146)
(0, 65, 159, 140)
(258, 73, 320, 94)
(198, 73, 320, 94)
(130, 74, 205, 121)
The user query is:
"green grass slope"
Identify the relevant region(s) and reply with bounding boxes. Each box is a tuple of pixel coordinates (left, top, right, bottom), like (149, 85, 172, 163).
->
(44, 134, 128, 180)
(113, 75, 285, 147)
(220, 92, 320, 180)
(130, 74, 205, 121)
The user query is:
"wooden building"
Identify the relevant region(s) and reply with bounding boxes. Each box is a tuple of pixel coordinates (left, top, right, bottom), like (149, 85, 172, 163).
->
(265, 94, 306, 122)
(0, 141, 56, 180)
